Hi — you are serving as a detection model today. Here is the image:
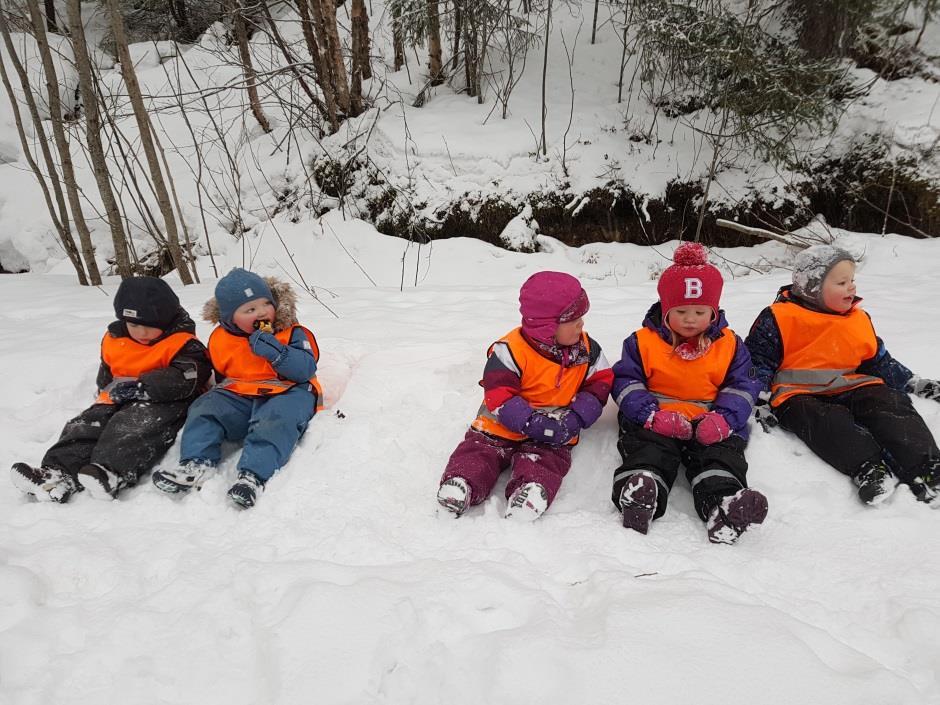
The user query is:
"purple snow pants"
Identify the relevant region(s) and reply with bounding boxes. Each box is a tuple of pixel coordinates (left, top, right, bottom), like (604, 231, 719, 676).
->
(441, 429, 572, 507)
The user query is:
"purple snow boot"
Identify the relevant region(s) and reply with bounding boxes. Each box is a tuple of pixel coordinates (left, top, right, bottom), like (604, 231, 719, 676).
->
(619, 471, 659, 534)
(706, 488, 768, 545)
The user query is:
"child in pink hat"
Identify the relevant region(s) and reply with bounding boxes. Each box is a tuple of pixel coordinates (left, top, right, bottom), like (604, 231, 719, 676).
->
(437, 272, 614, 520)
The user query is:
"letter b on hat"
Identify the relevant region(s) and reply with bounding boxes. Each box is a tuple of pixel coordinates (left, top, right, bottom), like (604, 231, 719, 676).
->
(684, 277, 702, 299)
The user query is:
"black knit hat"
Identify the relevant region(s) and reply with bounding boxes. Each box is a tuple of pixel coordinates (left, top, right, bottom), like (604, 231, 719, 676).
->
(113, 277, 181, 329)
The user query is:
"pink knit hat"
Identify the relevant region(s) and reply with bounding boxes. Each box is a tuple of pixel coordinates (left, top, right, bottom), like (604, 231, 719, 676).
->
(657, 243, 723, 316)
(519, 271, 589, 345)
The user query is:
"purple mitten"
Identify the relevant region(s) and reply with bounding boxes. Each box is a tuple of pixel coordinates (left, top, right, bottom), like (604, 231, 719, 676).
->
(496, 395, 536, 434)
(569, 392, 604, 428)
(523, 411, 571, 445)
(645, 410, 693, 440)
(694, 412, 732, 445)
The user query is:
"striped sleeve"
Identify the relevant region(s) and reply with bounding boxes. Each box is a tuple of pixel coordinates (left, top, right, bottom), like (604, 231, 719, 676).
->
(481, 342, 523, 412)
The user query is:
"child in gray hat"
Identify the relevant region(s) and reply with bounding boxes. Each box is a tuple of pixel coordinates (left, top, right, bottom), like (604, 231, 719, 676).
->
(746, 244, 940, 507)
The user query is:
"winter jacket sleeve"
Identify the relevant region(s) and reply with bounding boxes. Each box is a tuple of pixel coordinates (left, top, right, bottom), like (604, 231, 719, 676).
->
(857, 335, 914, 390)
(270, 326, 319, 383)
(744, 307, 782, 393)
(610, 333, 659, 426)
(96, 359, 113, 393)
(712, 336, 760, 434)
(568, 337, 613, 429)
(138, 339, 212, 403)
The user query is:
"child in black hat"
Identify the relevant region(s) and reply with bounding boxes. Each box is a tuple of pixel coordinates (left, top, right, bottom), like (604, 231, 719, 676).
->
(10, 277, 211, 502)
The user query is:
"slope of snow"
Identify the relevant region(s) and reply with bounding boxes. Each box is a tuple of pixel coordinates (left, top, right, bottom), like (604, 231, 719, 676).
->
(1, 221, 939, 704)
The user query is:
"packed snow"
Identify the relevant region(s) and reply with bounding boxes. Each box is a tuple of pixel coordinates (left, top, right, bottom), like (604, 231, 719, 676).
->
(1, 219, 939, 704)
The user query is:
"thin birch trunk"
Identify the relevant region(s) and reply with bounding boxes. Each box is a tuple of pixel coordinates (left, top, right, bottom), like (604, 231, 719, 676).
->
(25, 0, 101, 283)
(105, 0, 193, 284)
(295, 0, 339, 131)
(230, 1, 272, 133)
(65, 0, 130, 277)
(0, 35, 86, 282)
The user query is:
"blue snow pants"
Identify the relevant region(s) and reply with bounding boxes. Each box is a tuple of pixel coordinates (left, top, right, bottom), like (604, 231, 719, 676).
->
(179, 385, 317, 482)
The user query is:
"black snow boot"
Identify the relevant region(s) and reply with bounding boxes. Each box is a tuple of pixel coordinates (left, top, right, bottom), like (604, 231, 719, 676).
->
(853, 458, 897, 506)
(910, 459, 940, 507)
(78, 463, 124, 500)
(227, 472, 265, 509)
(10, 463, 77, 503)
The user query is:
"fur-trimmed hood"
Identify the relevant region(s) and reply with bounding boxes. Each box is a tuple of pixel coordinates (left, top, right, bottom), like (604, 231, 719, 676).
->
(202, 277, 300, 333)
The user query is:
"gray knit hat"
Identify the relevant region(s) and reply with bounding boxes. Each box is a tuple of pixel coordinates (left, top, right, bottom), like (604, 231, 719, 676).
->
(791, 245, 855, 307)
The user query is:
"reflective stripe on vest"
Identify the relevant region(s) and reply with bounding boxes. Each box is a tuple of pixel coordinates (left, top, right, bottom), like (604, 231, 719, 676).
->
(635, 326, 738, 420)
(208, 325, 324, 407)
(769, 302, 882, 407)
(96, 331, 195, 404)
(471, 328, 590, 445)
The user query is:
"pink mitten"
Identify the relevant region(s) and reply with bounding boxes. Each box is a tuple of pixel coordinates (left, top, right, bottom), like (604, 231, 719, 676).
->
(695, 412, 732, 445)
(646, 410, 693, 440)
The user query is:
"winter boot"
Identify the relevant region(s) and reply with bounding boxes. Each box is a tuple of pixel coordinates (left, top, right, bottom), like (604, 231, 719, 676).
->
(10, 463, 77, 503)
(504, 482, 549, 521)
(910, 460, 940, 507)
(78, 463, 124, 500)
(618, 471, 659, 535)
(437, 477, 472, 516)
(227, 471, 265, 509)
(152, 461, 214, 494)
(706, 487, 768, 545)
(853, 458, 897, 506)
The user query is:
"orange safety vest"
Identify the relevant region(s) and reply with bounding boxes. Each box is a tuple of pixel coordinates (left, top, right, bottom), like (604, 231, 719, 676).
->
(769, 300, 882, 407)
(472, 328, 589, 445)
(96, 331, 196, 404)
(208, 325, 323, 407)
(635, 326, 738, 420)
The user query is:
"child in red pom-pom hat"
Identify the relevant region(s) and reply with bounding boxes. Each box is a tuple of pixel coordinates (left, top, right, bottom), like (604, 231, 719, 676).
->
(608, 242, 768, 544)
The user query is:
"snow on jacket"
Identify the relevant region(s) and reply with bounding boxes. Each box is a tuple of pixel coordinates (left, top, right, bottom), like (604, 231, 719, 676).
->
(745, 285, 914, 397)
(96, 309, 211, 403)
(611, 302, 759, 438)
(201, 277, 320, 397)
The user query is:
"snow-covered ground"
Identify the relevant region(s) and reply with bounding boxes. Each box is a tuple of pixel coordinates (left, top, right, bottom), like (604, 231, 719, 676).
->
(2, 219, 939, 704)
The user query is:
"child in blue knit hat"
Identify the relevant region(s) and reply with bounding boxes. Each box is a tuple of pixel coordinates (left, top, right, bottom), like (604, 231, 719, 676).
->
(152, 268, 324, 508)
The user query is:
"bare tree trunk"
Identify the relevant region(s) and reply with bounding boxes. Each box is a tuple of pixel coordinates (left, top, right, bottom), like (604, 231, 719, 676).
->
(0, 28, 86, 282)
(44, 0, 57, 33)
(427, 0, 443, 85)
(349, 0, 367, 114)
(591, 0, 599, 44)
(352, 0, 371, 80)
(540, 0, 551, 157)
(168, 0, 195, 42)
(229, 0, 272, 132)
(25, 0, 101, 283)
(451, 0, 462, 71)
(310, 0, 351, 117)
(66, 0, 131, 277)
(391, 1, 405, 72)
(260, 1, 329, 127)
(105, 0, 194, 284)
(295, 0, 339, 132)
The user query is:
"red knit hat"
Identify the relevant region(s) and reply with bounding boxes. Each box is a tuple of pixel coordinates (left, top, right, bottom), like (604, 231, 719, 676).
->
(657, 243, 723, 316)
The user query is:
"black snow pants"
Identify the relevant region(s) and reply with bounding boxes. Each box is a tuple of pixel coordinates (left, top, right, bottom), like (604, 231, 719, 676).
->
(42, 401, 190, 485)
(611, 417, 750, 521)
(775, 383, 940, 483)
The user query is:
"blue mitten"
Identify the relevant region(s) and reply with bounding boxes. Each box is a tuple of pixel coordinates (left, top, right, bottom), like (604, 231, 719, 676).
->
(249, 330, 287, 364)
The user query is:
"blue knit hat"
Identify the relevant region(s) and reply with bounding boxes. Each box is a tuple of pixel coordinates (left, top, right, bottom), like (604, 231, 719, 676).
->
(215, 268, 274, 329)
